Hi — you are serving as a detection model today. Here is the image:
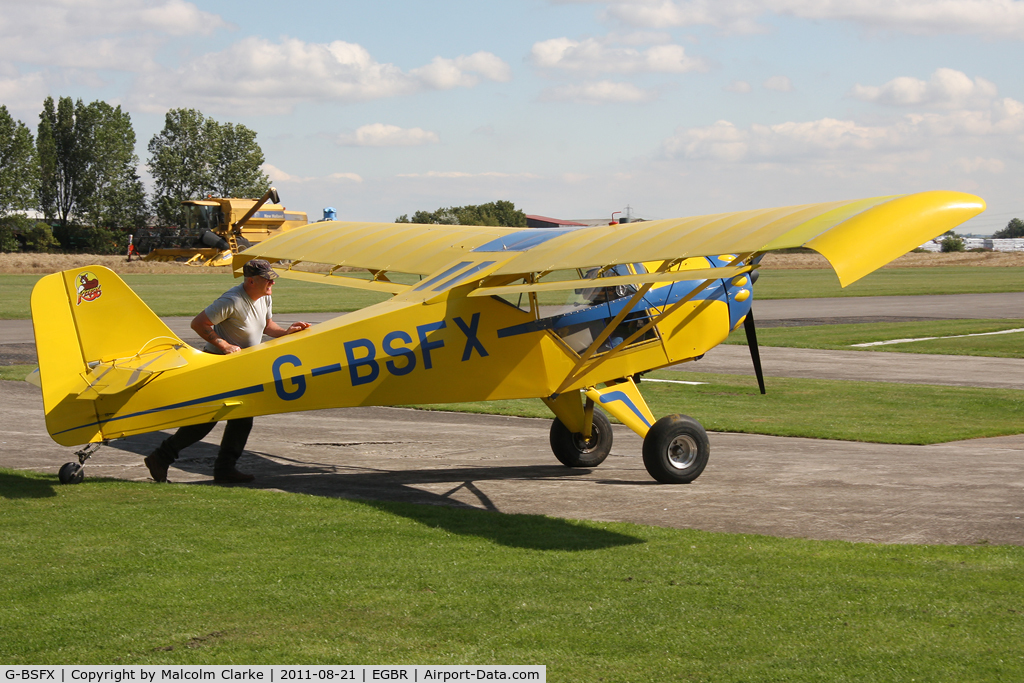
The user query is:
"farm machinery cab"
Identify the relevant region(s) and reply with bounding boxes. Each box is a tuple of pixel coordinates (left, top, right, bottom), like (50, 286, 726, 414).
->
(135, 188, 308, 266)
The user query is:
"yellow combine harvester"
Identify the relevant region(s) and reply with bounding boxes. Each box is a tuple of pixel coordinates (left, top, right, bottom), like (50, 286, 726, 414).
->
(136, 188, 308, 266)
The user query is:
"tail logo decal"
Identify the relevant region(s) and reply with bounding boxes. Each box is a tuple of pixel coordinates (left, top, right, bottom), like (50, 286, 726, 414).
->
(76, 271, 102, 305)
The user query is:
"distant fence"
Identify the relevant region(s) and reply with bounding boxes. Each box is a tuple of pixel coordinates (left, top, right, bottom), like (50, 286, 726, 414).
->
(919, 238, 1024, 252)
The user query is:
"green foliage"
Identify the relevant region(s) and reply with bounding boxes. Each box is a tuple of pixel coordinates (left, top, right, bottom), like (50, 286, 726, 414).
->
(148, 109, 269, 225)
(0, 223, 17, 252)
(24, 222, 60, 252)
(0, 106, 37, 219)
(37, 97, 147, 236)
(64, 226, 127, 254)
(395, 200, 527, 227)
(940, 230, 966, 252)
(993, 218, 1024, 239)
(213, 121, 270, 198)
(78, 102, 148, 230)
(36, 96, 83, 231)
(0, 214, 34, 252)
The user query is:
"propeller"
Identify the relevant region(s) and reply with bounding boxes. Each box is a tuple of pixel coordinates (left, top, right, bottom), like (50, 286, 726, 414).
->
(743, 310, 766, 395)
(743, 266, 766, 394)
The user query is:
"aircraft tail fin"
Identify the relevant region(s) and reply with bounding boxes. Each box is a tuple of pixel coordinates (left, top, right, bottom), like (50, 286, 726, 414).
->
(31, 266, 188, 445)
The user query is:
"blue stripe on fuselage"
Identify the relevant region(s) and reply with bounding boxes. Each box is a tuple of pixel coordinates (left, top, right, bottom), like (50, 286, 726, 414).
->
(54, 383, 266, 436)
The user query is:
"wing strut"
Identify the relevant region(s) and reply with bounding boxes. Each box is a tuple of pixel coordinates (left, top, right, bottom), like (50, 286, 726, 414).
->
(552, 254, 756, 396)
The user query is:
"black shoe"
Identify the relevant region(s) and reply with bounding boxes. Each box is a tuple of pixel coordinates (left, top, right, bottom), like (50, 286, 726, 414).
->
(144, 454, 169, 483)
(213, 468, 255, 484)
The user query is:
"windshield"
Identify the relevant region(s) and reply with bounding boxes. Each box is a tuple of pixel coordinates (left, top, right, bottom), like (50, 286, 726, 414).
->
(185, 204, 223, 232)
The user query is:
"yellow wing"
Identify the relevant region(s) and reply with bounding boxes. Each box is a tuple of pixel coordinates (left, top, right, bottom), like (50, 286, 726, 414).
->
(237, 191, 984, 289)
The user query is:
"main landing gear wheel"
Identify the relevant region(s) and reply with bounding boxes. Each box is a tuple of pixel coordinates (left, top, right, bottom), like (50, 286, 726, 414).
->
(642, 414, 709, 484)
(550, 408, 613, 468)
(58, 462, 84, 485)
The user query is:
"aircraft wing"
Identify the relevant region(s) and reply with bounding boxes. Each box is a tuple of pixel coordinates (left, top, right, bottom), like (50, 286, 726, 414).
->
(238, 191, 984, 288)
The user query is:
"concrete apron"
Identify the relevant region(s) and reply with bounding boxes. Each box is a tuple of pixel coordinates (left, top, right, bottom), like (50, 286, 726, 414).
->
(3, 380, 1022, 546)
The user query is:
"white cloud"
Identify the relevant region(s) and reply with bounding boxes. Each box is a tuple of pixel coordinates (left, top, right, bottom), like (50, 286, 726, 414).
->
(337, 124, 440, 147)
(262, 164, 363, 184)
(0, 0, 229, 71)
(956, 157, 1005, 173)
(851, 68, 999, 109)
(397, 171, 541, 179)
(130, 38, 511, 113)
(530, 36, 707, 74)
(763, 75, 794, 92)
(724, 80, 752, 93)
(600, 0, 1024, 38)
(0, 69, 51, 117)
(539, 80, 657, 104)
(412, 52, 511, 88)
(662, 102, 1024, 164)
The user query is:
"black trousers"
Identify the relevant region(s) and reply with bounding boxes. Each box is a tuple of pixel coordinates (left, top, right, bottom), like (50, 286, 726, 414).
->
(151, 417, 254, 475)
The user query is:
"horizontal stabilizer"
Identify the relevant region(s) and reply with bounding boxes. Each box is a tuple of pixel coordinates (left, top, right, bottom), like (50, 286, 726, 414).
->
(77, 345, 188, 400)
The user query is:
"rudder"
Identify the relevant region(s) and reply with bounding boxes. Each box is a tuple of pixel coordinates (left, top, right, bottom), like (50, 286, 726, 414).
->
(31, 266, 185, 446)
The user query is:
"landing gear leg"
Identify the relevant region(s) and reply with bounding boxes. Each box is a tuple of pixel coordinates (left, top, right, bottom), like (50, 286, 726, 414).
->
(58, 441, 105, 485)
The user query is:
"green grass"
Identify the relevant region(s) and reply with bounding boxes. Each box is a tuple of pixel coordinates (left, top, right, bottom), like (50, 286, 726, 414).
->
(725, 319, 1024, 358)
(4, 265, 1022, 318)
(753, 266, 1024, 299)
(2, 469, 1022, 680)
(0, 364, 35, 381)
(0, 273, 400, 318)
(413, 370, 1023, 444)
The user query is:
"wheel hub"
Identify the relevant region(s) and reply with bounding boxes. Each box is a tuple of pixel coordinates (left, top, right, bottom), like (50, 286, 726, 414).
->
(666, 434, 698, 470)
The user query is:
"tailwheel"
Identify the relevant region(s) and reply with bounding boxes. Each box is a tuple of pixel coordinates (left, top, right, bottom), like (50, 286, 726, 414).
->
(58, 462, 84, 485)
(550, 407, 613, 468)
(642, 414, 709, 484)
(56, 441, 104, 485)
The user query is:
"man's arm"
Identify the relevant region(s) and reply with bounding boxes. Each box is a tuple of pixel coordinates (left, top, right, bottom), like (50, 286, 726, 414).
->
(191, 310, 242, 354)
(264, 319, 311, 339)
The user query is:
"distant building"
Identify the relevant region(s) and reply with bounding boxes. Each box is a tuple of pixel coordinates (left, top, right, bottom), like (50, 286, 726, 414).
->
(525, 215, 588, 229)
(919, 238, 1024, 252)
(526, 214, 647, 228)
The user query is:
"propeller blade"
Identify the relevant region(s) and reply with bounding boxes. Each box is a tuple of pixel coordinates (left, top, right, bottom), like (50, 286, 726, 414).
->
(743, 310, 766, 395)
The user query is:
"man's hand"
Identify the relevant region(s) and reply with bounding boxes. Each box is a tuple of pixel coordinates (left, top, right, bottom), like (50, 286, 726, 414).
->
(264, 319, 312, 338)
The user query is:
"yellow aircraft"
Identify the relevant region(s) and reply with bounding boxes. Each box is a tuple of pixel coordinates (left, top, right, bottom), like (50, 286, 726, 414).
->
(31, 191, 984, 485)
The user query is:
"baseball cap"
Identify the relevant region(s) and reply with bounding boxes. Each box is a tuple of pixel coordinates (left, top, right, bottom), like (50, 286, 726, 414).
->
(243, 259, 278, 280)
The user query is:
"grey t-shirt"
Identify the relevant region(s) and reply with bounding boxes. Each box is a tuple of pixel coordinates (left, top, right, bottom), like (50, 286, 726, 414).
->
(203, 284, 272, 354)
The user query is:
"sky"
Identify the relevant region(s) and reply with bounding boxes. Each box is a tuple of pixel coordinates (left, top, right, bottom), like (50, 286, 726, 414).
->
(1, 0, 1022, 234)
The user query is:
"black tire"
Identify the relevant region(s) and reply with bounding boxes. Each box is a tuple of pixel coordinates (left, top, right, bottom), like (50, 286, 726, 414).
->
(642, 414, 709, 484)
(58, 462, 84, 485)
(549, 408, 613, 468)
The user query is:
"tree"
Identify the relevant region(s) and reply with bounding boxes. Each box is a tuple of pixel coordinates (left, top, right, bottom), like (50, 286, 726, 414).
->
(0, 105, 36, 219)
(395, 200, 527, 227)
(939, 230, 965, 252)
(148, 109, 269, 225)
(37, 97, 146, 240)
(213, 122, 269, 198)
(37, 96, 89, 232)
(78, 102, 148, 230)
(993, 218, 1024, 239)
